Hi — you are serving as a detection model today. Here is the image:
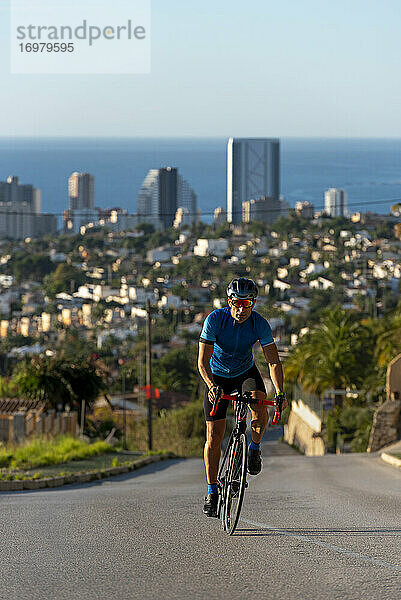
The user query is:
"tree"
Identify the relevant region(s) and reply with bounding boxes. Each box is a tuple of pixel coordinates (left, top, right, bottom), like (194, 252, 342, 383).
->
(374, 309, 401, 368)
(152, 346, 199, 397)
(13, 357, 107, 419)
(13, 254, 56, 283)
(285, 307, 376, 394)
(43, 263, 86, 297)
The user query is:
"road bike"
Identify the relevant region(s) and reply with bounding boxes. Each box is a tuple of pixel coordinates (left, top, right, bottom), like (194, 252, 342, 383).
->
(211, 389, 282, 535)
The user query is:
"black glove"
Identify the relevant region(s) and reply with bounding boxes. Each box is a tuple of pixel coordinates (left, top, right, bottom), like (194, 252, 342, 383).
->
(274, 392, 286, 409)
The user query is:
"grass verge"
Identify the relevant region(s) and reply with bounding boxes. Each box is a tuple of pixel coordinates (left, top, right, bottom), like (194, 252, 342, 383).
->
(0, 435, 117, 471)
(0, 451, 147, 481)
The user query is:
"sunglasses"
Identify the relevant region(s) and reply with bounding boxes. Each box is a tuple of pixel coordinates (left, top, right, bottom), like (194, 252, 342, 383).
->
(230, 298, 255, 308)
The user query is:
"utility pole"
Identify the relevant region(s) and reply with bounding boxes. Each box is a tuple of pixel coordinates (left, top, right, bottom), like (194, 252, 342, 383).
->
(122, 367, 126, 450)
(146, 299, 152, 451)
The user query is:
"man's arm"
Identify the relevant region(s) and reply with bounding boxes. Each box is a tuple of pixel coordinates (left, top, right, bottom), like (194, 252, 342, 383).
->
(262, 343, 287, 409)
(198, 340, 215, 391)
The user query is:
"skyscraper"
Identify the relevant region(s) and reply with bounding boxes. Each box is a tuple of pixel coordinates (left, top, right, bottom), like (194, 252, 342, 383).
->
(227, 138, 280, 224)
(324, 188, 347, 217)
(0, 176, 56, 239)
(137, 167, 197, 229)
(158, 167, 178, 230)
(69, 172, 95, 210)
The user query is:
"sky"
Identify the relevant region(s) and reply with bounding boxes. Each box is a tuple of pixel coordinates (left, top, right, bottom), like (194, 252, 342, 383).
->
(1, 0, 401, 138)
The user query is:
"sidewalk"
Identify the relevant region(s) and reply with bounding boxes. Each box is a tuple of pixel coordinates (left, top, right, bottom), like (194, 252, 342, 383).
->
(380, 439, 401, 470)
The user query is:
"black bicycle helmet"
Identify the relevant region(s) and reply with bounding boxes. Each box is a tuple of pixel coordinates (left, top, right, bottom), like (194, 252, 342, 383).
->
(226, 277, 258, 299)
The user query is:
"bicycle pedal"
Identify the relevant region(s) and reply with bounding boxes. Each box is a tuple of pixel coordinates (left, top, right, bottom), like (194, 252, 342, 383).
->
(245, 482, 248, 488)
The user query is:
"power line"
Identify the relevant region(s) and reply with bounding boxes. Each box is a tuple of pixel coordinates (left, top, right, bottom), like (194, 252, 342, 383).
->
(0, 196, 400, 219)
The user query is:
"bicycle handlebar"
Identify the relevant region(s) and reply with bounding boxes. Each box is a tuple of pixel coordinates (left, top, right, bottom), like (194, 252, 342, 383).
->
(209, 388, 283, 423)
(221, 394, 276, 406)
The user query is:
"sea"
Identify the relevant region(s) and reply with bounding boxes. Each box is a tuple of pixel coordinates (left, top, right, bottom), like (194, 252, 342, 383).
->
(0, 137, 401, 221)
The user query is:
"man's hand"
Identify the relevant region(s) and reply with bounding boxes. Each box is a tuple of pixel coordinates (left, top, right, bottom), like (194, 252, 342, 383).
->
(275, 391, 287, 411)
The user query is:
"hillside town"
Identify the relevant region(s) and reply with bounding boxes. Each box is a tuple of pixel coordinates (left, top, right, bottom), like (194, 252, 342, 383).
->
(0, 207, 399, 361)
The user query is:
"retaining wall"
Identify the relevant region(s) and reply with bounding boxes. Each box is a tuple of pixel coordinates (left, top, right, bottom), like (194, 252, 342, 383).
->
(284, 399, 325, 456)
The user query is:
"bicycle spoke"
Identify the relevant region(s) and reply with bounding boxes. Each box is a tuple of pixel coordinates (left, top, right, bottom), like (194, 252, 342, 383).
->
(224, 433, 247, 535)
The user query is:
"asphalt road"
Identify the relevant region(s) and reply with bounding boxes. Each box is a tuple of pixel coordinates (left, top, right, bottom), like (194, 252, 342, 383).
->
(0, 439, 400, 600)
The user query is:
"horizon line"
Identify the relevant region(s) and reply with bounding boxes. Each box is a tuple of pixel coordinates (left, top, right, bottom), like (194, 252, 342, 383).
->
(2, 135, 401, 141)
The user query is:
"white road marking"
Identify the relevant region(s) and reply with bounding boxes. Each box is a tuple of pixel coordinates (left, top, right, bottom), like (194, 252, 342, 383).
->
(240, 518, 401, 572)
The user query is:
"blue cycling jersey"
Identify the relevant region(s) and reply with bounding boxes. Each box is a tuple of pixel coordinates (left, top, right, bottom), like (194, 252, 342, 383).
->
(200, 307, 274, 377)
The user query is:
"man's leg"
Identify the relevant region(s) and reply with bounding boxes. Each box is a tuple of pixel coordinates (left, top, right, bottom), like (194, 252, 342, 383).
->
(248, 390, 268, 475)
(203, 419, 225, 517)
(204, 419, 226, 485)
(249, 391, 268, 443)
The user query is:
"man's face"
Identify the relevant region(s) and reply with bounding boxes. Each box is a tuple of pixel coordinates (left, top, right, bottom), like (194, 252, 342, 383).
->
(228, 297, 255, 323)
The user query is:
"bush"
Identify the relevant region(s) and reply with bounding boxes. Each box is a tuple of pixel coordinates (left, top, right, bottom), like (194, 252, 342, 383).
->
(128, 398, 205, 457)
(338, 405, 374, 453)
(324, 405, 374, 453)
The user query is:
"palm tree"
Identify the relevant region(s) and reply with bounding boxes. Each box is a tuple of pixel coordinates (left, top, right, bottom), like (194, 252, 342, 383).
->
(285, 307, 376, 395)
(374, 310, 401, 368)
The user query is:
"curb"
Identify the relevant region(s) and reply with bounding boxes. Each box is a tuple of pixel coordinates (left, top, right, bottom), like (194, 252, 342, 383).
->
(0, 453, 177, 492)
(381, 452, 401, 469)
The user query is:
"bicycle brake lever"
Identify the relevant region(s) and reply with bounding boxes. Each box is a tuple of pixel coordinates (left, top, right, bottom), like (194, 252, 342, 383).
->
(271, 396, 283, 425)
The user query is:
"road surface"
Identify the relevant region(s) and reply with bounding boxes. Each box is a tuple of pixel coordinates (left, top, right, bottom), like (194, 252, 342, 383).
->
(0, 439, 400, 599)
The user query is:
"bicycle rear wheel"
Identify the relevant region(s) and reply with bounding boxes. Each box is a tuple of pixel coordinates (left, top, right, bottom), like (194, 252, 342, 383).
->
(223, 432, 247, 535)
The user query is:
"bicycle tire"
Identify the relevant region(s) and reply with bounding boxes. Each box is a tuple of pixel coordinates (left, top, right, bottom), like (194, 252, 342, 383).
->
(223, 432, 247, 535)
(217, 430, 234, 522)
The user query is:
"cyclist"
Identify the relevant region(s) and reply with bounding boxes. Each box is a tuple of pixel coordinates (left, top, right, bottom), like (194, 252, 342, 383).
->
(198, 277, 286, 517)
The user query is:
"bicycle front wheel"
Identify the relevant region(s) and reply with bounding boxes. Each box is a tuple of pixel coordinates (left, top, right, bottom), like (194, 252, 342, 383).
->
(223, 432, 247, 535)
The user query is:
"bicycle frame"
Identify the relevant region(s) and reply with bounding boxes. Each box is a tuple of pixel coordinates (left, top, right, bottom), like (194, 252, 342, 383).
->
(215, 390, 281, 534)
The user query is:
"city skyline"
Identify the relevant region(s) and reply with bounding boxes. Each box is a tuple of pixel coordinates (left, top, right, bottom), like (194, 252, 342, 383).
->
(0, 136, 399, 226)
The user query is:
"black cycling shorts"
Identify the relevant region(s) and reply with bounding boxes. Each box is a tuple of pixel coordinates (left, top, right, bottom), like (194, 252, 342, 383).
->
(204, 364, 266, 422)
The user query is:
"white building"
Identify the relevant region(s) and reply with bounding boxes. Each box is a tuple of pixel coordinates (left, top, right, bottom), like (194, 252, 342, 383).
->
(137, 168, 197, 230)
(173, 207, 191, 229)
(324, 188, 348, 217)
(309, 277, 335, 290)
(193, 238, 229, 257)
(137, 170, 161, 230)
(120, 286, 157, 304)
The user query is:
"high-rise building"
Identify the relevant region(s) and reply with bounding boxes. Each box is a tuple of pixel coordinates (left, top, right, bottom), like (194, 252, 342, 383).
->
(324, 188, 347, 217)
(69, 172, 95, 210)
(137, 167, 197, 230)
(227, 138, 280, 224)
(0, 176, 55, 239)
(158, 167, 178, 230)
